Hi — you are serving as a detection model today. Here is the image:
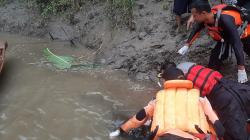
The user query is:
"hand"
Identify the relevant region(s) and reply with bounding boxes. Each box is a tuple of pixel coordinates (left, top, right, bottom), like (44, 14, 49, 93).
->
(193, 133, 217, 140)
(178, 45, 189, 55)
(147, 125, 159, 140)
(213, 120, 225, 138)
(187, 15, 194, 30)
(109, 129, 121, 139)
(238, 69, 248, 83)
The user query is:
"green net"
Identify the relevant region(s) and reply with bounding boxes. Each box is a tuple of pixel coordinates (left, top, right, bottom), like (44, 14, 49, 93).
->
(43, 48, 74, 69)
(71, 61, 101, 69)
(43, 48, 103, 70)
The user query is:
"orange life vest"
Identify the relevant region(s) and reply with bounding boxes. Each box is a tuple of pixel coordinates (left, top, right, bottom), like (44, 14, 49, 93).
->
(207, 4, 250, 41)
(151, 80, 213, 140)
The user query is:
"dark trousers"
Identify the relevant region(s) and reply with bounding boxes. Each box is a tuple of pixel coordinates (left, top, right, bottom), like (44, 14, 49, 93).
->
(208, 36, 250, 70)
(173, 0, 192, 15)
(208, 42, 230, 70)
(242, 37, 250, 57)
(207, 78, 250, 140)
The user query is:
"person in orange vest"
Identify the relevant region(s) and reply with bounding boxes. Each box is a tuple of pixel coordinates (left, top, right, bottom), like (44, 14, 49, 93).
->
(109, 64, 224, 140)
(186, 0, 250, 29)
(159, 61, 250, 140)
(178, 0, 250, 83)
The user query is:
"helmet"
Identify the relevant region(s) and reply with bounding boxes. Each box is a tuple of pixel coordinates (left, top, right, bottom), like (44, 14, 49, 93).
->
(176, 62, 196, 75)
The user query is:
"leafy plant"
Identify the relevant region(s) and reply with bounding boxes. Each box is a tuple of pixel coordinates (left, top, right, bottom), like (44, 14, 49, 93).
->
(35, 0, 85, 17)
(0, 0, 8, 6)
(38, 0, 70, 17)
(106, 0, 134, 29)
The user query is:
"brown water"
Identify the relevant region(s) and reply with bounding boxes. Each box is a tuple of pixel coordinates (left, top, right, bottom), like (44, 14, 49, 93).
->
(0, 33, 158, 140)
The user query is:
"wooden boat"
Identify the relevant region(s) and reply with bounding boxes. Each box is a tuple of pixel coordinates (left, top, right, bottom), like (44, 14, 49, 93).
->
(0, 41, 7, 73)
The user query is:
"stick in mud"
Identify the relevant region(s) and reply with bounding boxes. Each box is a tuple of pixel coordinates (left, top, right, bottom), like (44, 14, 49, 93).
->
(61, 27, 76, 47)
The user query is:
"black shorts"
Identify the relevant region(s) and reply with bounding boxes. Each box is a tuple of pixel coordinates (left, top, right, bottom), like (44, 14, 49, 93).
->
(173, 0, 192, 15)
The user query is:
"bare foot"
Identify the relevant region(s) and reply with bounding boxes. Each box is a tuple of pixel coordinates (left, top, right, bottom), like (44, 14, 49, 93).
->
(175, 26, 181, 33)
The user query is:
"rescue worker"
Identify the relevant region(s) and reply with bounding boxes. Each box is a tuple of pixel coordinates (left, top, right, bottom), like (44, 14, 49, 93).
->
(178, 0, 250, 83)
(109, 64, 224, 140)
(159, 61, 250, 140)
(187, 0, 250, 30)
(186, 0, 244, 30)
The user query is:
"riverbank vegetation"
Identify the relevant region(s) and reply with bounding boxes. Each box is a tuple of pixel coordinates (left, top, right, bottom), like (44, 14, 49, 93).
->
(18, 0, 135, 28)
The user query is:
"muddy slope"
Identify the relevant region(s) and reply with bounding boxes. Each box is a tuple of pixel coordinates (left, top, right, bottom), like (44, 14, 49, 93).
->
(0, 0, 247, 81)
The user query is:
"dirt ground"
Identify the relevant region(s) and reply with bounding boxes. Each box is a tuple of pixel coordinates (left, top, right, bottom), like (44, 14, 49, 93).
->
(0, 0, 248, 82)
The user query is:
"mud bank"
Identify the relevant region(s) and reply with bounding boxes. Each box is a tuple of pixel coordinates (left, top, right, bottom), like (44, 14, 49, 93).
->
(0, 0, 247, 81)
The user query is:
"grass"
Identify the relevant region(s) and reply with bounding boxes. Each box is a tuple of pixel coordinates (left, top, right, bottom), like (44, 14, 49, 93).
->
(36, 0, 72, 17)
(106, 0, 135, 29)
(0, 0, 135, 28)
(0, 0, 8, 6)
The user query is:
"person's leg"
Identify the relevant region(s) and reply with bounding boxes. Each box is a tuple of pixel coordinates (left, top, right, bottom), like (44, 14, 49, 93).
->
(175, 15, 181, 32)
(173, 0, 189, 31)
(208, 42, 223, 70)
(220, 44, 229, 61)
(120, 99, 155, 132)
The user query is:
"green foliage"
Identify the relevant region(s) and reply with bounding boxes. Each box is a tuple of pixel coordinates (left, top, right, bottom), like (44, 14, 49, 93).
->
(34, 0, 85, 17)
(0, 0, 8, 6)
(0, 0, 135, 28)
(106, 0, 134, 28)
(36, 0, 72, 17)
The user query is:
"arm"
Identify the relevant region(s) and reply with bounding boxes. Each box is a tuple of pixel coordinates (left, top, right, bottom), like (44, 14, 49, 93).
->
(178, 23, 204, 55)
(199, 97, 225, 138)
(199, 97, 218, 123)
(220, 14, 248, 83)
(187, 15, 194, 30)
(220, 14, 245, 68)
(186, 23, 205, 46)
(109, 99, 155, 138)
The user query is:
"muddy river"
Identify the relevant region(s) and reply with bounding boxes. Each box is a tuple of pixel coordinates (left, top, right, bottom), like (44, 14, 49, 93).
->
(0, 33, 157, 140)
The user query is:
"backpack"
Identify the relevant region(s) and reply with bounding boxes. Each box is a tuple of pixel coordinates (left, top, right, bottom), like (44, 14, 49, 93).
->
(212, 4, 249, 36)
